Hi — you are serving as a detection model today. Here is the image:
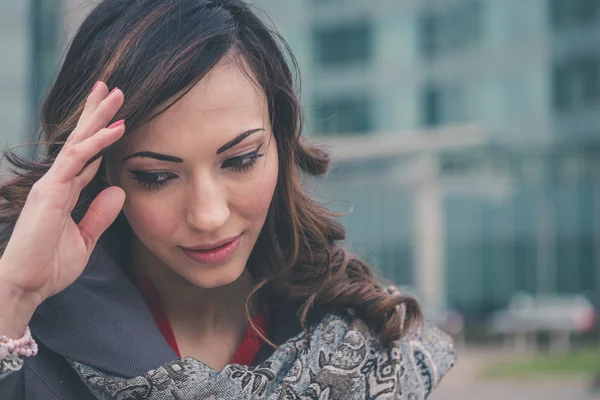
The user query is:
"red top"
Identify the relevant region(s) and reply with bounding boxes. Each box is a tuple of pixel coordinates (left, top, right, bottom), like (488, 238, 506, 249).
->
(135, 276, 267, 365)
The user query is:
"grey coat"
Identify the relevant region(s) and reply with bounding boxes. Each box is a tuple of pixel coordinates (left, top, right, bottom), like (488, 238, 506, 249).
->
(0, 228, 455, 399)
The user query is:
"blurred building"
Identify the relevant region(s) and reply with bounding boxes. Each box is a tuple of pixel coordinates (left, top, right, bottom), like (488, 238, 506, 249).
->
(258, 0, 600, 317)
(0, 1, 46, 152)
(1, 0, 599, 318)
(259, 0, 599, 141)
(0, 0, 88, 154)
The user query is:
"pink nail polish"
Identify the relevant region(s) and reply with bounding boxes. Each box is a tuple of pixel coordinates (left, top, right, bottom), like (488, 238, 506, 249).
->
(91, 81, 99, 94)
(108, 119, 125, 129)
(109, 87, 119, 96)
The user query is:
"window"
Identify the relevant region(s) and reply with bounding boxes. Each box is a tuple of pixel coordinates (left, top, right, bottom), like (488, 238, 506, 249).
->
(312, 96, 372, 135)
(30, 0, 61, 111)
(423, 87, 441, 126)
(553, 55, 600, 112)
(313, 21, 373, 67)
(549, 0, 600, 30)
(421, 85, 469, 127)
(420, 1, 482, 58)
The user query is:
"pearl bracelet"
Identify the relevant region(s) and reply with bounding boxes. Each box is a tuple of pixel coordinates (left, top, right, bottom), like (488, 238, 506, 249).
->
(0, 326, 38, 373)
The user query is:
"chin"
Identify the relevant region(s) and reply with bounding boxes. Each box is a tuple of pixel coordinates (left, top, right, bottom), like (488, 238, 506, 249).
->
(179, 260, 248, 289)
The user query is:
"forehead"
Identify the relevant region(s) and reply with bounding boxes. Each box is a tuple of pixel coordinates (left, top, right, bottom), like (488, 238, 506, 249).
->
(116, 57, 268, 155)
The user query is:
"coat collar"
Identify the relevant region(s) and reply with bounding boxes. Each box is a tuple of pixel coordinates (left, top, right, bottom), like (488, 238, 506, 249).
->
(30, 244, 178, 378)
(28, 228, 318, 377)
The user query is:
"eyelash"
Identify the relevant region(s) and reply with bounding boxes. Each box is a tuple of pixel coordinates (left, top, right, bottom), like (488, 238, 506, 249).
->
(221, 144, 264, 173)
(128, 145, 265, 190)
(128, 171, 176, 190)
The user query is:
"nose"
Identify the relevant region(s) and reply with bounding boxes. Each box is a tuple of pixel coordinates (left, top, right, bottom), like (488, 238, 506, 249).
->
(184, 175, 230, 232)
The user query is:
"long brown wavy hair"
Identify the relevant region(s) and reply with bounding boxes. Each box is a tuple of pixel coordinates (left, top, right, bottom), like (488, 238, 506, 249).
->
(0, 0, 421, 346)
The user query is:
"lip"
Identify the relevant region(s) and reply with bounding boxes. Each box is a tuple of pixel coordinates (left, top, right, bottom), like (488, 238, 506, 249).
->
(179, 234, 243, 265)
(181, 234, 243, 251)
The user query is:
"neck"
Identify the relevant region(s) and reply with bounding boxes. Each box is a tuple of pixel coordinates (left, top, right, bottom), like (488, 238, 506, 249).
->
(130, 237, 257, 337)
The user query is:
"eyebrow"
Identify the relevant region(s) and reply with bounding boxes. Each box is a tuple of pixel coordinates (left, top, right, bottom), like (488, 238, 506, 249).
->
(121, 128, 265, 162)
(121, 152, 183, 163)
(216, 128, 265, 155)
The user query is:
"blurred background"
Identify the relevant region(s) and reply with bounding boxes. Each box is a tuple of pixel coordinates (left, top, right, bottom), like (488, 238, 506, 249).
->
(1, 0, 599, 398)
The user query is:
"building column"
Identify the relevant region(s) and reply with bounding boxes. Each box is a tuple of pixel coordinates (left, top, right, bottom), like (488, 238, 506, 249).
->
(413, 154, 446, 315)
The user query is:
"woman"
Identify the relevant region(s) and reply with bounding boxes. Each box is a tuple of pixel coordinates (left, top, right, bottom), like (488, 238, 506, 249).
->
(0, 0, 455, 398)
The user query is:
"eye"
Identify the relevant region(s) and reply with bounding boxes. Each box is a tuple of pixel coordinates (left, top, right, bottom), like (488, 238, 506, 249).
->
(128, 170, 178, 190)
(221, 145, 264, 173)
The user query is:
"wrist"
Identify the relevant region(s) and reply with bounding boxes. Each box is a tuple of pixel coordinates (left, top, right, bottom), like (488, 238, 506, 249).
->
(0, 280, 41, 339)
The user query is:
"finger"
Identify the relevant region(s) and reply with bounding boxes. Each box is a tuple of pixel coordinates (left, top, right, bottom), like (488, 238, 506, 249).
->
(51, 122, 125, 182)
(69, 87, 125, 145)
(73, 156, 103, 190)
(66, 82, 110, 146)
(78, 186, 126, 253)
(79, 81, 110, 124)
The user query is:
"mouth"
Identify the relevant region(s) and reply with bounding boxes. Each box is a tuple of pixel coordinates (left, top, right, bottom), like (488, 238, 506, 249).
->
(179, 233, 243, 265)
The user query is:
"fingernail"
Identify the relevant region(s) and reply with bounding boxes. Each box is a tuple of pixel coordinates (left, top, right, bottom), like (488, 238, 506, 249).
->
(91, 81, 99, 94)
(109, 87, 119, 96)
(108, 119, 125, 129)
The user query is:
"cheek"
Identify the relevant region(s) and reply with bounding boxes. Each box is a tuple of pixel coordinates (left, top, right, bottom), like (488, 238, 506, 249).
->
(233, 182, 274, 218)
(231, 146, 278, 221)
(122, 195, 177, 242)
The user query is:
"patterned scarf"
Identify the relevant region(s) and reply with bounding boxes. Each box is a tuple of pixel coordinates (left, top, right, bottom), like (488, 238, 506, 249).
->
(69, 313, 455, 399)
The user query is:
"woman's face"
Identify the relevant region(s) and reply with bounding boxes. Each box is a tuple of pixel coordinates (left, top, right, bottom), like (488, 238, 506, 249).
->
(105, 58, 278, 288)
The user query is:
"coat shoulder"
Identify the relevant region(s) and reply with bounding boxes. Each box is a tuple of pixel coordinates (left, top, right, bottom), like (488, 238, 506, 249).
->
(394, 320, 457, 397)
(307, 313, 456, 399)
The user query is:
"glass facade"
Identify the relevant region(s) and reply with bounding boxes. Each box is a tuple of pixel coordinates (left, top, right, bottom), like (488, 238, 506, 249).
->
(312, 21, 373, 68)
(553, 55, 600, 112)
(0, 2, 31, 155)
(260, 0, 600, 316)
(419, 1, 483, 58)
(30, 0, 61, 114)
(312, 95, 372, 134)
(421, 84, 472, 127)
(0, 0, 61, 158)
(549, 0, 600, 29)
(442, 147, 600, 313)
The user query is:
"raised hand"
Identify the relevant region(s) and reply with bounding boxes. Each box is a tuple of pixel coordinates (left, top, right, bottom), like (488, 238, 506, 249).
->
(0, 82, 126, 336)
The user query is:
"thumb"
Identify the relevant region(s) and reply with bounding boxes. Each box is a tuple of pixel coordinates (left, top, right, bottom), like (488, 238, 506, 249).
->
(78, 186, 126, 253)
